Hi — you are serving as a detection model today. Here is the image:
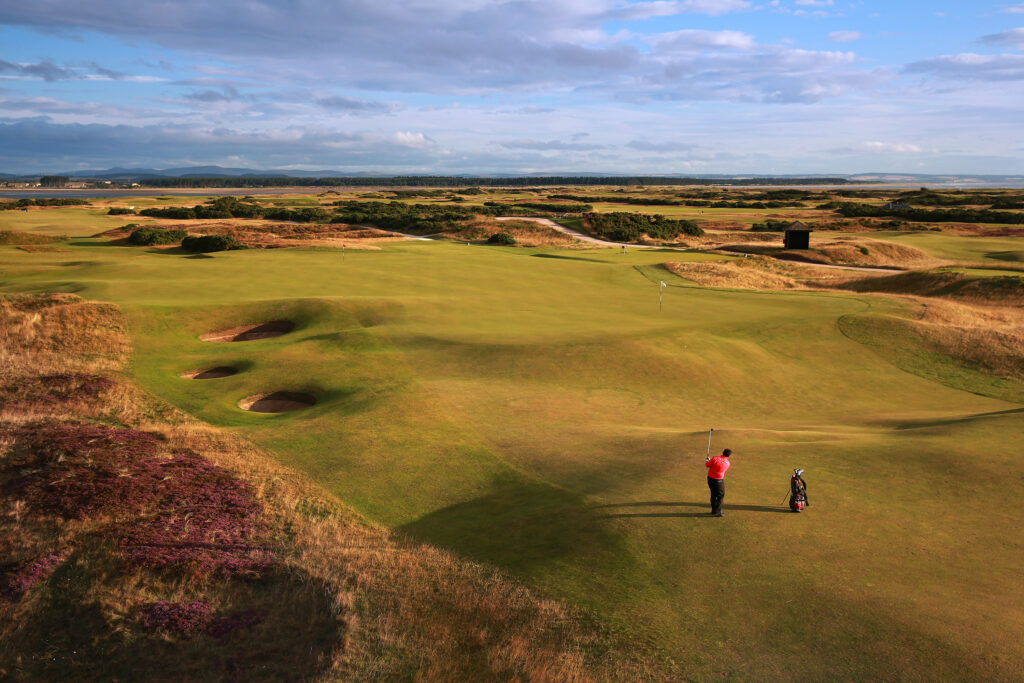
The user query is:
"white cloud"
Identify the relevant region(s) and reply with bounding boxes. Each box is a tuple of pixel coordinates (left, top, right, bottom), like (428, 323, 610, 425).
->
(905, 53, 1024, 81)
(828, 30, 862, 43)
(650, 29, 757, 52)
(979, 28, 1024, 50)
(794, 0, 832, 6)
(1003, 3, 1024, 13)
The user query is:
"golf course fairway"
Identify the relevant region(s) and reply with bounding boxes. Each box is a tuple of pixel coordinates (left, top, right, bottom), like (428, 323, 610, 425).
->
(2, 234, 1022, 680)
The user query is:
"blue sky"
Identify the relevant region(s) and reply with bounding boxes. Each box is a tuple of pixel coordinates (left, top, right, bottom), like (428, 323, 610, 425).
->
(1, 0, 1022, 175)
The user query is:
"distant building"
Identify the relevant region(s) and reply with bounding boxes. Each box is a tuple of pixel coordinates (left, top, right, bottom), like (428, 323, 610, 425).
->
(783, 221, 811, 250)
(884, 200, 911, 210)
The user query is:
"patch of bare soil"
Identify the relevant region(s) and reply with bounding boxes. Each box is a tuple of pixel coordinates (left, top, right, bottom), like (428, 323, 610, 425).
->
(180, 366, 239, 379)
(199, 321, 295, 343)
(238, 391, 316, 413)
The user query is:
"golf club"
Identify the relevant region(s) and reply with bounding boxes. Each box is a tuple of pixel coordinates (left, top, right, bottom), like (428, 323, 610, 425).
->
(705, 428, 714, 459)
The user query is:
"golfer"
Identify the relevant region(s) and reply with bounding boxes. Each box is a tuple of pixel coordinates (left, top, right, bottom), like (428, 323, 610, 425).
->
(705, 448, 732, 517)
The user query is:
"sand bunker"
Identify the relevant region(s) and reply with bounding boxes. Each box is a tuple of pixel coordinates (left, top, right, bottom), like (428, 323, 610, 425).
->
(238, 391, 316, 413)
(180, 366, 239, 380)
(200, 320, 295, 342)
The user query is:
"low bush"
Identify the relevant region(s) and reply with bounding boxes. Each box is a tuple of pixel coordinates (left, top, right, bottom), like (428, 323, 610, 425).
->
(751, 219, 791, 232)
(181, 234, 244, 253)
(107, 208, 135, 215)
(487, 232, 516, 245)
(582, 212, 703, 241)
(128, 227, 187, 246)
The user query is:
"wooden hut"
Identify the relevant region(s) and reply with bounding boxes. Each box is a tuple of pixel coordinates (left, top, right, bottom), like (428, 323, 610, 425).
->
(783, 221, 811, 250)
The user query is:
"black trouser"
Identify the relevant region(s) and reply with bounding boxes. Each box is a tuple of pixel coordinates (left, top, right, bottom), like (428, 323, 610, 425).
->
(708, 477, 725, 514)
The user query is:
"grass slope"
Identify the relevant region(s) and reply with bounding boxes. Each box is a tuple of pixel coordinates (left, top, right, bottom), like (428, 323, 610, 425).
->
(1, 212, 1023, 679)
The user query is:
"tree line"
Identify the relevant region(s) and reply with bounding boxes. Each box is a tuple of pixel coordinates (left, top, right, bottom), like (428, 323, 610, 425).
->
(135, 176, 853, 188)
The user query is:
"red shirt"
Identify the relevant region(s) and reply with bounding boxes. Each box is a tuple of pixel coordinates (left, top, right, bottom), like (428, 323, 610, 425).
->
(706, 455, 731, 479)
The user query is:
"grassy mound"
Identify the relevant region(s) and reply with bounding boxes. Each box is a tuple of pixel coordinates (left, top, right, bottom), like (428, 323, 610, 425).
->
(788, 239, 935, 268)
(838, 307, 1024, 402)
(836, 269, 1024, 306)
(0, 231, 63, 246)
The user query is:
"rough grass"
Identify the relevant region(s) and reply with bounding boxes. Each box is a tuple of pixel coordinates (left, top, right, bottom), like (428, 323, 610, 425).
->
(664, 255, 851, 290)
(443, 217, 579, 246)
(792, 238, 937, 268)
(0, 293, 670, 681)
(0, 231, 65, 245)
(834, 269, 1024, 306)
(661, 257, 1024, 388)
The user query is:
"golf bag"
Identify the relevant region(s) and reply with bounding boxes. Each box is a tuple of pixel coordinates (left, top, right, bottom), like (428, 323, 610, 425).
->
(789, 469, 808, 512)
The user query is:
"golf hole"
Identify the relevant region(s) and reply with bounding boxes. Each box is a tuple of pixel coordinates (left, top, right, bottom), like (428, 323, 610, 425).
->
(200, 320, 296, 343)
(180, 366, 239, 380)
(238, 391, 317, 413)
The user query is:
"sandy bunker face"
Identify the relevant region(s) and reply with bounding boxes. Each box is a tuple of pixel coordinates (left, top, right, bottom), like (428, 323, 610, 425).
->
(200, 321, 296, 343)
(180, 366, 239, 380)
(238, 391, 316, 413)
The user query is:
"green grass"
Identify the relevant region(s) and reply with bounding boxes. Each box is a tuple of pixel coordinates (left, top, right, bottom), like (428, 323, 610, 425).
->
(865, 230, 1024, 263)
(1, 208, 1023, 679)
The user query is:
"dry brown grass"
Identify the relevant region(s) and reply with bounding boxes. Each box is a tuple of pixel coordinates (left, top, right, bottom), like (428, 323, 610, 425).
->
(831, 270, 1024, 307)
(0, 293, 669, 681)
(664, 255, 851, 291)
(98, 220, 406, 249)
(443, 217, 579, 246)
(797, 238, 937, 268)
(893, 298, 1024, 381)
(0, 230, 64, 245)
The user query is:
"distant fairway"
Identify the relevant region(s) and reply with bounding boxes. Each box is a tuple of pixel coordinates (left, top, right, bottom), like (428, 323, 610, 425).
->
(2, 220, 1023, 678)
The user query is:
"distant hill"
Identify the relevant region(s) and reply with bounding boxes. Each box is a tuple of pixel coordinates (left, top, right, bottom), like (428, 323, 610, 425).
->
(3, 166, 1023, 187)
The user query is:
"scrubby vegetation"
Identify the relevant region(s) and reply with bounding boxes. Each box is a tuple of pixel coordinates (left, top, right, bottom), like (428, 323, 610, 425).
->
(582, 212, 703, 241)
(835, 202, 1024, 224)
(750, 219, 793, 232)
(331, 200, 481, 233)
(107, 207, 135, 215)
(140, 197, 329, 223)
(0, 231, 63, 245)
(128, 227, 188, 246)
(181, 234, 245, 253)
(1, 198, 88, 210)
(512, 202, 593, 213)
(486, 232, 516, 245)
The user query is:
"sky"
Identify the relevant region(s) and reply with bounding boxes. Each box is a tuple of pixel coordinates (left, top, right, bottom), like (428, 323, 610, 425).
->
(1, 0, 1023, 175)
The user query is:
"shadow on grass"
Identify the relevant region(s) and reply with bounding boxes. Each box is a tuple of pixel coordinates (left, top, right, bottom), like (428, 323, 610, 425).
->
(594, 501, 791, 518)
(892, 406, 1024, 430)
(400, 479, 631, 576)
(531, 253, 610, 264)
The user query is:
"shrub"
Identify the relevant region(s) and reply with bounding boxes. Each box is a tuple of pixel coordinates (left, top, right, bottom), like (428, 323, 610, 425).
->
(107, 208, 135, 215)
(487, 232, 516, 245)
(0, 551, 68, 600)
(751, 219, 791, 232)
(181, 234, 244, 253)
(128, 227, 187, 246)
(583, 212, 702, 242)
